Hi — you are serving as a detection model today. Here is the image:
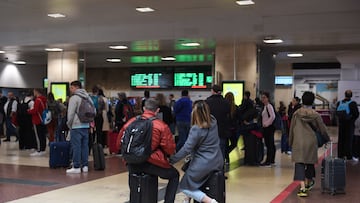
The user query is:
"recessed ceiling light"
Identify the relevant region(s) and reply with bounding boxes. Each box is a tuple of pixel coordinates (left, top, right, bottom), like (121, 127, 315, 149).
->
(109, 45, 128, 50)
(47, 13, 66, 18)
(161, 56, 176, 61)
(45, 48, 63, 52)
(79, 58, 85, 62)
(0, 51, 5, 54)
(136, 7, 155, 12)
(106, 58, 121, 63)
(181, 42, 200, 47)
(236, 0, 255, 6)
(263, 38, 283, 44)
(13, 61, 26, 65)
(287, 53, 303, 58)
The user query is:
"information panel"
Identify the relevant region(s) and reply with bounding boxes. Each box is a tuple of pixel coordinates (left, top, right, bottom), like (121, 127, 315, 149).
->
(130, 68, 173, 89)
(173, 66, 212, 89)
(50, 82, 69, 103)
(222, 81, 245, 106)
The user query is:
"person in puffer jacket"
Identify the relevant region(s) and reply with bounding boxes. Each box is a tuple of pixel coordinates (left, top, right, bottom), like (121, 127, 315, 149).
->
(117, 98, 179, 203)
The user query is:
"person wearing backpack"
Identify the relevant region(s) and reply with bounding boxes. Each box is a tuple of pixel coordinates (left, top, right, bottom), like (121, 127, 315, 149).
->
(17, 91, 36, 150)
(260, 92, 276, 167)
(91, 86, 106, 149)
(27, 88, 47, 156)
(117, 98, 179, 203)
(115, 92, 134, 130)
(337, 90, 359, 160)
(66, 80, 94, 173)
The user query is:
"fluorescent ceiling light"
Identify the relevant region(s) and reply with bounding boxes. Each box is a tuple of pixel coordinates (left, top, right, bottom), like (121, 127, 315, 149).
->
(161, 56, 176, 61)
(136, 7, 155, 12)
(263, 38, 283, 44)
(236, 0, 255, 6)
(287, 53, 303, 58)
(0, 51, 5, 54)
(13, 61, 26, 65)
(109, 45, 128, 50)
(181, 42, 200, 47)
(45, 48, 63, 52)
(79, 58, 85, 62)
(106, 58, 121, 63)
(47, 13, 66, 18)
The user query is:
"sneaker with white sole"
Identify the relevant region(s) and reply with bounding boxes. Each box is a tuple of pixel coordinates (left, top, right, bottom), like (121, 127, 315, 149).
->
(30, 151, 42, 156)
(82, 166, 89, 173)
(66, 167, 81, 174)
(210, 199, 218, 203)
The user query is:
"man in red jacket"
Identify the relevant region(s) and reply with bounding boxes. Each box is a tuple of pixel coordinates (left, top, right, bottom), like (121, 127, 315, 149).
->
(28, 88, 47, 156)
(117, 98, 179, 203)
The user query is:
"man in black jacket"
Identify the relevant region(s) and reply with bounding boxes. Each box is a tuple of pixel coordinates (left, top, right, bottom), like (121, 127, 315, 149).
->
(337, 90, 359, 160)
(206, 85, 231, 160)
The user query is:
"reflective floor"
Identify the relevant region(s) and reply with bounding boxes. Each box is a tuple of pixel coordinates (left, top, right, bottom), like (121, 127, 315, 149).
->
(1, 127, 359, 203)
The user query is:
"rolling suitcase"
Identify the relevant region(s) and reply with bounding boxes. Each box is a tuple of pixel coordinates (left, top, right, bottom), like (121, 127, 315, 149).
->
(107, 130, 119, 154)
(321, 142, 346, 195)
(49, 141, 70, 168)
(93, 142, 106, 170)
(194, 171, 226, 203)
(129, 173, 158, 203)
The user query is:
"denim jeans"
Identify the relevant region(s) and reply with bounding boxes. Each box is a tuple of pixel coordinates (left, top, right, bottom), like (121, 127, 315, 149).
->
(70, 128, 89, 168)
(182, 189, 206, 202)
(5, 117, 17, 140)
(176, 121, 191, 151)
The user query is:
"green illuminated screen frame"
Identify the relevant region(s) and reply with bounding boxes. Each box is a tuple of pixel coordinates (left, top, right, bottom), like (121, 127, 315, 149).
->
(50, 82, 69, 103)
(222, 81, 245, 106)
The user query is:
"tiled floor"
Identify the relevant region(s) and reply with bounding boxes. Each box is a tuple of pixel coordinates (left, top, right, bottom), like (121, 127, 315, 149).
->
(1, 126, 359, 203)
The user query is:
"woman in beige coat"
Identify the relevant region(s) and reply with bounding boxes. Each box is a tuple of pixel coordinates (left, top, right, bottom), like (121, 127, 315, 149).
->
(289, 91, 329, 197)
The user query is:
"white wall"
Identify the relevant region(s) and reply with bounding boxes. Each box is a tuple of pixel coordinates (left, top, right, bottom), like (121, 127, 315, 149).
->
(0, 63, 46, 88)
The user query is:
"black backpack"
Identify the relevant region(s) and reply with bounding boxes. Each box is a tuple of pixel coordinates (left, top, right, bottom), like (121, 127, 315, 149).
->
(76, 95, 96, 123)
(121, 116, 156, 164)
(17, 99, 32, 125)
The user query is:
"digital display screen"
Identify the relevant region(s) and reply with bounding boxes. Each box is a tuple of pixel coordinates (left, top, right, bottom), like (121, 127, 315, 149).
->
(173, 66, 212, 89)
(222, 81, 245, 106)
(130, 68, 173, 89)
(130, 66, 212, 89)
(50, 82, 69, 103)
(275, 76, 293, 85)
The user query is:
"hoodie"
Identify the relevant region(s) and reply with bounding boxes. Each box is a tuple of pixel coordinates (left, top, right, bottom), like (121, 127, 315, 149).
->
(289, 107, 329, 164)
(28, 95, 47, 125)
(67, 89, 92, 129)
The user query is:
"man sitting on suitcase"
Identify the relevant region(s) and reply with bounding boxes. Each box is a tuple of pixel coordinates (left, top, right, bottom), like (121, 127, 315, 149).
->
(117, 98, 179, 203)
(66, 80, 94, 174)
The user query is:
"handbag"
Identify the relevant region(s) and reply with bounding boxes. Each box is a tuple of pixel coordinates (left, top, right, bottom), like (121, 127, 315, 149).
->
(307, 122, 329, 148)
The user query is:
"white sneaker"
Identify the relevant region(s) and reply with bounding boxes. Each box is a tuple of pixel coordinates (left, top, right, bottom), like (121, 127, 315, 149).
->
(30, 151, 42, 156)
(82, 166, 89, 173)
(352, 157, 359, 162)
(66, 167, 81, 174)
(210, 199, 218, 203)
(39, 151, 46, 155)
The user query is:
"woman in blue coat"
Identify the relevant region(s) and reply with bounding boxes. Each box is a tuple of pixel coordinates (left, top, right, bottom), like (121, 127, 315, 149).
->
(170, 100, 223, 203)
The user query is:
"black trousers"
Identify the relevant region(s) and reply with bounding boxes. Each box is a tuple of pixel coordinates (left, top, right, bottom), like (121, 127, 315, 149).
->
(263, 125, 276, 164)
(352, 135, 360, 158)
(294, 163, 315, 181)
(338, 121, 355, 159)
(128, 162, 179, 203)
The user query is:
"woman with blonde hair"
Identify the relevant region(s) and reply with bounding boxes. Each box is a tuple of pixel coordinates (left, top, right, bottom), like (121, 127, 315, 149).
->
(170, 100, 223, 203)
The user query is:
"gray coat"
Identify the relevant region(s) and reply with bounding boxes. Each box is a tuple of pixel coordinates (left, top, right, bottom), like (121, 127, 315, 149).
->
(289, 107, 329, 164)
(170, 116, 224, 190)
(67, 89, 93, 129)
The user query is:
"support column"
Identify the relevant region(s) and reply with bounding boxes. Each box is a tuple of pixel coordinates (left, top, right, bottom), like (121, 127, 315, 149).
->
(215, 41, 257, 97)
(47, 51, 79, 86)
(258, 46, 276, 99)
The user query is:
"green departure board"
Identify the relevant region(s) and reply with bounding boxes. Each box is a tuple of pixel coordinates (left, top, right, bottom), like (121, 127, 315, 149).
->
(174, 73, 212, 88)
(130, 73, 172, 88)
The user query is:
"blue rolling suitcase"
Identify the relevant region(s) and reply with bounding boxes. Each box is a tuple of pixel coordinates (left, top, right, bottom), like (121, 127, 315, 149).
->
(321, 142, 346, 195)
(49, 141, 70, 168)
(129, 173, 158, 203)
